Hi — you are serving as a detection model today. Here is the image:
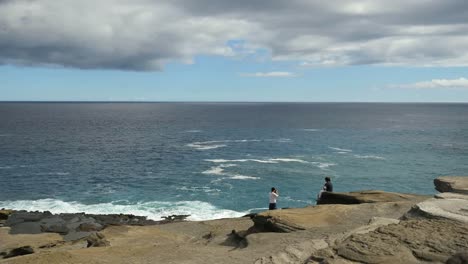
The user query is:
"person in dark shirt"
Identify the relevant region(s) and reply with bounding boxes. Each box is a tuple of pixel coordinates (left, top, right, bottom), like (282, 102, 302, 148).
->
(323, 177, 333, 192)
(317, 177, 333, 201)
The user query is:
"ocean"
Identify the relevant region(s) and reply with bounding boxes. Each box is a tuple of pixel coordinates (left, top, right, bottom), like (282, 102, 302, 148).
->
(1, 102, 467, 220)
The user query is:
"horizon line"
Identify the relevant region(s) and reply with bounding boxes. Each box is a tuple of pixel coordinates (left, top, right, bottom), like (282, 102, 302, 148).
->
(0, 101, 467, 104)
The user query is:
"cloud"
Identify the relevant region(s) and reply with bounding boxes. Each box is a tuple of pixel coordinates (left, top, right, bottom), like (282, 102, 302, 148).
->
(393, 78, 468, 89)
(2, 0, 468, 71)
(240, 71, 297, 78)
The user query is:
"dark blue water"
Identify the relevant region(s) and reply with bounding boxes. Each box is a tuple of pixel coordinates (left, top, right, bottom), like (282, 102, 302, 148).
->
(1, 103, 467, 220)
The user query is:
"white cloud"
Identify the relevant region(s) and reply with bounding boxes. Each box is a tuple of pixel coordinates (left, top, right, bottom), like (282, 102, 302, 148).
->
(240, 72, 297, 78)
(394, 78, 468, 89)
(2, 0, 468, 70)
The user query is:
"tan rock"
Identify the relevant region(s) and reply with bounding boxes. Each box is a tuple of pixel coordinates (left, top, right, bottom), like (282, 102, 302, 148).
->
(317, 190, 428, 205)
(434, 176, 468, 194)
(435, 192, 468, 200)
(336, 219, 468, 264)
(253, 200, 422, 233)
(406, 198, 468, 223)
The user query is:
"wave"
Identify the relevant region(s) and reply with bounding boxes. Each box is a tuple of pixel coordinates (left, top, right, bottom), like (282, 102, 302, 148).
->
(202, 164, 259, 180)
(186, 143, 227, 150)
(0, 199, 247, 221)
(311, 162, 336, 170)
(329, 147, 352, 152)
(0, 166, 13, 169)
(205, 158, 309, 164)
(175, 186, 221, 193)
(35, 172, 70, 176)
(187, 138, 291, 150)
(301, 129, 320, 132)
(353, 155, 386, 160)
(184, 130, 202, 133)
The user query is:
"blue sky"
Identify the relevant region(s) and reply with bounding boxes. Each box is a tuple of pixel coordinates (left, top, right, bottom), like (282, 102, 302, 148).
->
(2, 1, 468, 102)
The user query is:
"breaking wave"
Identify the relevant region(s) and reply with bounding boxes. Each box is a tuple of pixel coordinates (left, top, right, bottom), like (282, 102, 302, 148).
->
(0, 199, 247, 221)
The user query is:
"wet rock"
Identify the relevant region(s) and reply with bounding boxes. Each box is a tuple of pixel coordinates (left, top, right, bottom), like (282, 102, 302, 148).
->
(3, 246, 34, 259)
(317, 190, 427, 205)
(434, 176, 468, 194)
(161, 214, 190, 222)
(86, 232, 110, 247)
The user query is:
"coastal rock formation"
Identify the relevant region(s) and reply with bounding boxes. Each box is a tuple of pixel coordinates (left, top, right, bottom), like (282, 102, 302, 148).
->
(4, 211, 159, 241)
(253, 201, 421, 233)
(1, 177, 468, 264)
(434, 176, 468, 194)
(405, 198, 468, 223)
(317, 190, 428, 205)
(335, 219, 468, 263)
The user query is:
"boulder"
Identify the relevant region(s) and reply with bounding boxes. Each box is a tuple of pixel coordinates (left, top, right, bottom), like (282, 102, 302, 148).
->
(434, 176, 468, 194)
(405, 198, 468, 223)
(317, 190, 427, 205)
(0, 209, 14, 220)
(86, 232, 110, 247)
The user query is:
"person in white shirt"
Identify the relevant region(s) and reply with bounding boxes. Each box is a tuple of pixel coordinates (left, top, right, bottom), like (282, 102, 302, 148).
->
(269, 187, 279, 210)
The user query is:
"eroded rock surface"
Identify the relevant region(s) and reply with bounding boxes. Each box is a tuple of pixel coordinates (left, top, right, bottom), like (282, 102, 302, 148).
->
(253, 201, 421, 233)
(405, 198, 468, 223)
(317, 190, 428, 205)
(336, 219, 468, 263)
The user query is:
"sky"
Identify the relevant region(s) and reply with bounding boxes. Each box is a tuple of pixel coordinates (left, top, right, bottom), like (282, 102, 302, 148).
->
(1, 0, 468, 102)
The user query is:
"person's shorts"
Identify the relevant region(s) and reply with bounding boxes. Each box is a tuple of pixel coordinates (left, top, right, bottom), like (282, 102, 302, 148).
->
(269, 203, 277, 210)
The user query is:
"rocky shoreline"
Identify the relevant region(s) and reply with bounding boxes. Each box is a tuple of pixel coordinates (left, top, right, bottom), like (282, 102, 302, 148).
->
(1, 176, 467, 264)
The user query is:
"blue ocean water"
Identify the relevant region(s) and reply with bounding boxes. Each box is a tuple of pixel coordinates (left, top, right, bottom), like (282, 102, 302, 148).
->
(1, 103, 467, 220)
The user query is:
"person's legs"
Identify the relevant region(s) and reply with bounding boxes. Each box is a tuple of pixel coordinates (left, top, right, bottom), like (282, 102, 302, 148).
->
(269, 203, 277, 210)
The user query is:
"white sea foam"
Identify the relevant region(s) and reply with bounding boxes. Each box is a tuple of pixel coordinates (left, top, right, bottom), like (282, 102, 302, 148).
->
(187, 139, 291, 150)
(202, 164, 259, 180)
(353, 155, 386, 160)
(205, 158, 309, 164)
(176, 186, 221, 193)
(184, 130, 202, 133)
(230, 175, 260, 180)
(329, 147, 352, 152)
(186, 143, 227, 150)
(36, 172, 70, 176)
(0, 166, 13, 169)
(301, 129, 320, 132)
(0, 199, 247, 221)
(311, 162, 336, 170)
(269, 158, 309, 163)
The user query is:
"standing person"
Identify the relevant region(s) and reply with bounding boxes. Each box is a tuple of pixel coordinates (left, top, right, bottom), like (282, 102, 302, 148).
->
(269, 187, 279, 210)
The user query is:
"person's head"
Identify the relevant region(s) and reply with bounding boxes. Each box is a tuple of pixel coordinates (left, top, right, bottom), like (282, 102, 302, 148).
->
(325, 177, 331, 182)
(271, 187, 276, 192)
